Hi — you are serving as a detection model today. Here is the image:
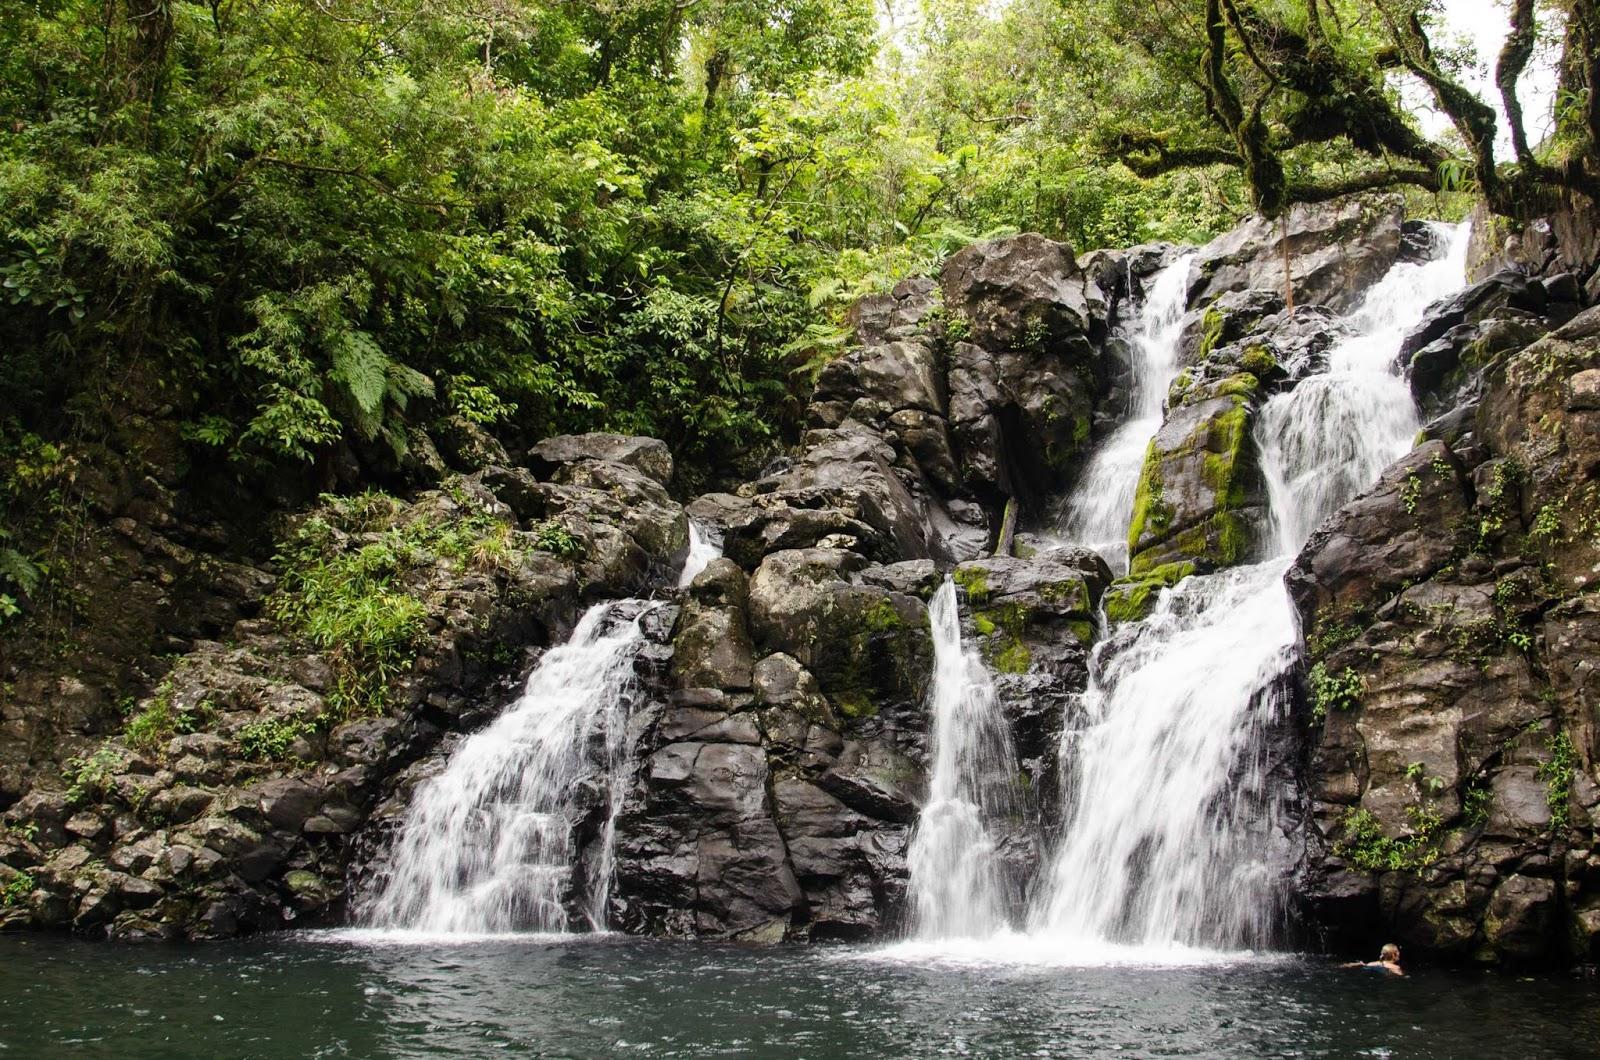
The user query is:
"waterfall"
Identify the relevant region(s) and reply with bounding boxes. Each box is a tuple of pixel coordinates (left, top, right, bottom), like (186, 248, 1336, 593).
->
(362, 604, 650, 935)
(1258, 224, 1473, 552)
(905, 579, 1020, 939)
(1030, 561, 1296, 948)
(1025, 222, 1471, 955)
(678, 520, 723, 587)
(1057, 253, 1195, 569)
(361, 527, 722, 937)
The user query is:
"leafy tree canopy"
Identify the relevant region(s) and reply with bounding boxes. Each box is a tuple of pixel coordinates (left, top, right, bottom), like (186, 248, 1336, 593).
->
(0, 0, 1587, 502)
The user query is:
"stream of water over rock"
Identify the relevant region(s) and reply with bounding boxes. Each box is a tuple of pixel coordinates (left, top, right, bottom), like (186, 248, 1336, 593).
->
(350, 223, 1468, 960)
(360, 525, 723, 936)
(1027, 223, 1473, 954)
(1056, 253, 1196, 569)
(905, 579, 1020, 938)
(897, 223, 1475, 962)
(359, 603, 651, 935)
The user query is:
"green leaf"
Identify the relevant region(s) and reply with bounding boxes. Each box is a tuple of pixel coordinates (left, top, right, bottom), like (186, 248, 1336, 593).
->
(331, 331, 389, 418)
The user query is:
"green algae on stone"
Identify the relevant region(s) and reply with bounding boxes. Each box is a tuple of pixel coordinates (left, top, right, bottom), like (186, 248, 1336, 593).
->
(952, 564, 991, 604)
(1126, 440, 1172, 557)
(1102, 561, 1196, 624)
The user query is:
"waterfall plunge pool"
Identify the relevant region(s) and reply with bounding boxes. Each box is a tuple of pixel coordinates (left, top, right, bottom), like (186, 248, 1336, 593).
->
(2, 932, 1597, 1058)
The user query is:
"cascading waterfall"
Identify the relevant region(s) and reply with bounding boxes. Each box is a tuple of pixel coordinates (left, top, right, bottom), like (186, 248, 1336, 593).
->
(1057, 253, 1196, 569)
(1026, 222, 1472, 954)
(678, 520, 723, 588)
(1031, 561, 1297, 948)
(905, 579, 1020, 939)
(362, 603, 650, 934)
(363, 530, 722, 936)
(1259, 224, 1474, 552)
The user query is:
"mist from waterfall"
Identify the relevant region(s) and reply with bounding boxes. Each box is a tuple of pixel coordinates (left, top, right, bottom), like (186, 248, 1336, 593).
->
(1057, 254, 1196, 569)
(905, 579, 1021, 939)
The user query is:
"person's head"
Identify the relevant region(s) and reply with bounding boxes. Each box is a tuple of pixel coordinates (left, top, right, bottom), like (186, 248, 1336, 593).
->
(1380, 943, 1401, 963)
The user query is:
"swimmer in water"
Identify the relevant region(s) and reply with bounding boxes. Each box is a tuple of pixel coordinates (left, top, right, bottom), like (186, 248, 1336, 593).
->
(1342, 943, 1404, 976)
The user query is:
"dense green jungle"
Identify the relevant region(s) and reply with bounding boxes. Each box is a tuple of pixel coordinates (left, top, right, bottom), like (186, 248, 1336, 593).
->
(3, 0, 1600, 1056)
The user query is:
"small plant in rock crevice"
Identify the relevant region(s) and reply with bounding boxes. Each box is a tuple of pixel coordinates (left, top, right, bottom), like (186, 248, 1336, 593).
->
(1462, 778, 1493, 827)
(62, 745, 122, 807)
(1309, 661, 1363, 721)
(1538, 731, 1577, 830)
(235, 715, 315, 762)
(1, 871, 34, 908)
(531, 521, 584, 560)
(1335, 806, 1443, 872)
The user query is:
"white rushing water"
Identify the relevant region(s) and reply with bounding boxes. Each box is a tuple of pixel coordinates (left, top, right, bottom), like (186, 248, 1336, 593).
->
(1029, 560, 1296, 948)
(905, 580, 1020, 939)
(678, 520, 723, 587)
(363, 603, 649, 935)
(1258, 223, 1473, 552)
(1057, 254, 1195, 568)
(1020, 221, 1472, 957)
(362, 529, 723, 938)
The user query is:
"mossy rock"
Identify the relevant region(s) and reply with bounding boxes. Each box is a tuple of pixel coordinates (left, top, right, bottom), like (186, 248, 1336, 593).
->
(951, 564, 991, 604)
(1240, 345, 1279, 378)
(1198, 306, 1226, 360)
(1130, 512, 1253, 577)
(1102, 562, 1196, 624)
(1126, 440, 1172, 557)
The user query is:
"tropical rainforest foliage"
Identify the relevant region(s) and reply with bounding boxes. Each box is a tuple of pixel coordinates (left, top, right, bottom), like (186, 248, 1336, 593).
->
(0, 0, 1588, 496)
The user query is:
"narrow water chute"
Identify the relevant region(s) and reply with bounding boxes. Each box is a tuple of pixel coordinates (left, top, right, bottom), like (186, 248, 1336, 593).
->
(905, 579, 1020, 939)
(1058, 253, 1196, 569)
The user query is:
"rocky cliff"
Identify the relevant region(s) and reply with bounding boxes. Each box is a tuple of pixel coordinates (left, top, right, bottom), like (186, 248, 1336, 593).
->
(3, 194, 1599, 966)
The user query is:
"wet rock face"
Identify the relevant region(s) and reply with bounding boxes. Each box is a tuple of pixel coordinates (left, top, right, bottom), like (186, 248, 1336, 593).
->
(604, 233, 1139, 941)
(1400, 271, 1564, 420)
(1290, 309, 1600, 966)
(610, 548, 933, 941)
(938, 234, 1106, 509)
(949, 551, 1111, 812)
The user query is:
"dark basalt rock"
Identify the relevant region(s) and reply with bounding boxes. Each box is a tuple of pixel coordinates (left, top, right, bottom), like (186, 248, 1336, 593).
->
(527, 432, 675, 485)
(940, 232, 1096, 349)
(1291, 305, 1600, 966)
(1190, 194, 1404, 313)
(847, 277, 938, 347)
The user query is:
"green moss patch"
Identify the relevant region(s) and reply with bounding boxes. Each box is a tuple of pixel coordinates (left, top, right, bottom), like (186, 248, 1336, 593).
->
(1102, 561, 1195, 624)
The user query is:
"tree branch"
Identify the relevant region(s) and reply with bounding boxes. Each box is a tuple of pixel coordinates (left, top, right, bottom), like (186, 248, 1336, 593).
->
(1496, 0, 1537, 167)
(1287, 166, 1440, 204)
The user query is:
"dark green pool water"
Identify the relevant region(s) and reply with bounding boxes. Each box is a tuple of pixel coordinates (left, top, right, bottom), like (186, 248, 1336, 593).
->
(1, 932, 1596, 1058)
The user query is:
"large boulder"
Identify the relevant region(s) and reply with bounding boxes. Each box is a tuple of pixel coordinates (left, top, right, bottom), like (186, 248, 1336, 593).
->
(526, 432, 674, 485)
(1191, 195, 1405, 313)
(692, 423, 939, 569)
(847, 277, 938, 347)
(1126, 376, 1267, 577)
(746, 548, 933, 720)
(940, 233, 1096, 349)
